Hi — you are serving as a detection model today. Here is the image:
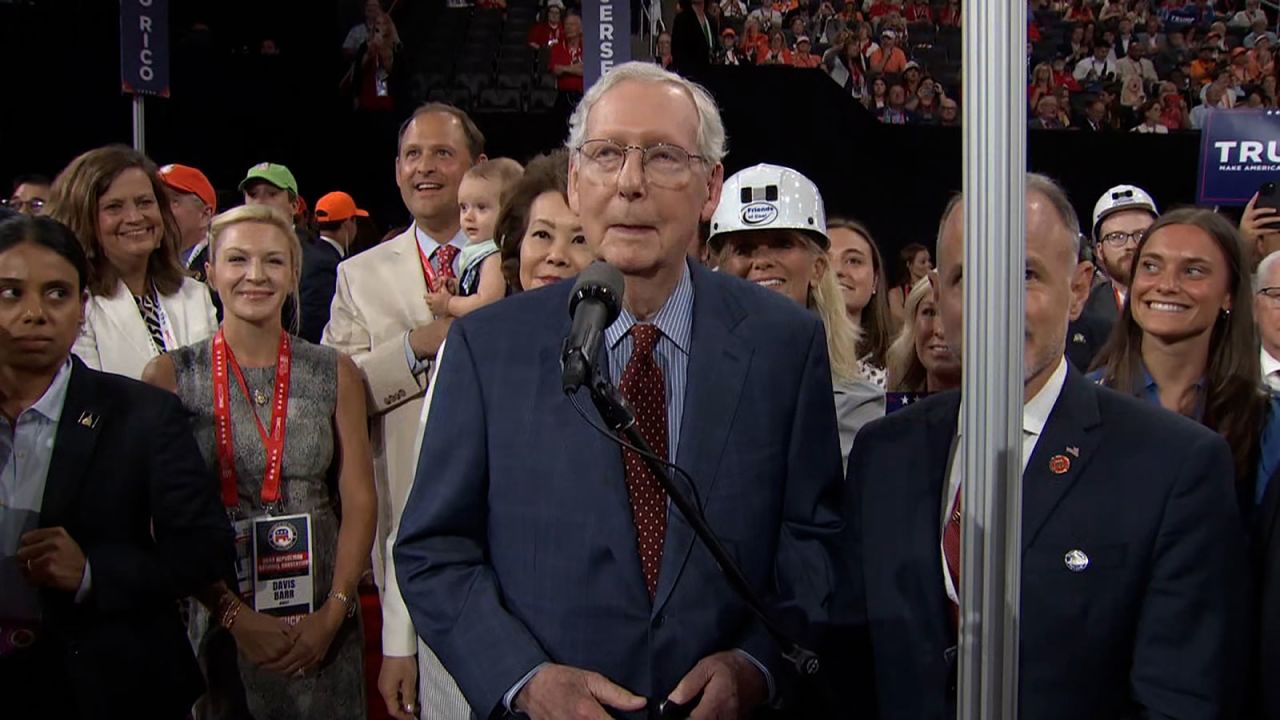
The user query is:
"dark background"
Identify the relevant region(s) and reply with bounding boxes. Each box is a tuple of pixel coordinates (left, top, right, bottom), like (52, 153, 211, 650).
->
(0, 0, 1209, 276)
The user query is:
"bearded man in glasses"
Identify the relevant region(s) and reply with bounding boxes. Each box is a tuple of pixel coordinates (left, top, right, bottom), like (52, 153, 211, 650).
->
(394, 61, 844, 720)
(1084, 184, 1161, 328)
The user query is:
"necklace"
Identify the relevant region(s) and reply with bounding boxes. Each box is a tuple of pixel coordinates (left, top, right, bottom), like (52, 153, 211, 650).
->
(252, 387, 271, 406)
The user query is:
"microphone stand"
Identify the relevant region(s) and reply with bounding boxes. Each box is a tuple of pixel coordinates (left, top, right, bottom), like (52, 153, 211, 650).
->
(580, 369, 821, 680)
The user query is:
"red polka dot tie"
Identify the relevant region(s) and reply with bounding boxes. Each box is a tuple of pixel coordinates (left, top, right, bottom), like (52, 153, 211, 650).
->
(435, 244, 460, 280)
(618, 323, 669, 601)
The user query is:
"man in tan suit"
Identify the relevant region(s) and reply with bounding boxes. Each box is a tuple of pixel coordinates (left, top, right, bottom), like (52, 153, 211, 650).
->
(322, 103, 480, 720)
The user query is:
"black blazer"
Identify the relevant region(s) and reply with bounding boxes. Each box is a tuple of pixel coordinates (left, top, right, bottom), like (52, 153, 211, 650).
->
(1083, 278, 1122, 327)
(299, 237, 343, 344)
(671, 10, 716, 74)
(28, 358, 234, 718)
(837, 367, 1249, 719)
(1065, 307, 1113, 372)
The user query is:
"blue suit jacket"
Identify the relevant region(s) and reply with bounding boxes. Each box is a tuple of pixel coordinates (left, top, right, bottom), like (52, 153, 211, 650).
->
(838, 367, 1250, 720)
(394, 262, 845, 718)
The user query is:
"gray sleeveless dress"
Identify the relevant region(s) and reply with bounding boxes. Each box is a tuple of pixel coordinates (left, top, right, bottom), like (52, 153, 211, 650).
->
(172, 337, 366, 720)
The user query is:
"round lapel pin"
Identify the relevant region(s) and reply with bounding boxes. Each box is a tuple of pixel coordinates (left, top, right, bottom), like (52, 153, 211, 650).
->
(1064, 549, 1089, 572)
(1049, 454, 1070, 474)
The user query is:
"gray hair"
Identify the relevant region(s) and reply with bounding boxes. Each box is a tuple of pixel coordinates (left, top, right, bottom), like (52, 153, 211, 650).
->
(565, 62, 727, 165)
(1258, 250, 1280, 288)
(936, 173, 1081, 260)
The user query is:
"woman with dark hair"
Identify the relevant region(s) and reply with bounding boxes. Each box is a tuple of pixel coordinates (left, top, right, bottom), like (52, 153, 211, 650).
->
(47, 145, 217, 379)
(1091, 208, 1280, 511)
(827, 217, 891, 386)
(826, 35, 869, 98)
(0, 214, 239, 720)
(496, 150, 596, 293)
(1132, 97, 1170, 133)
(887, 242, 932, 329)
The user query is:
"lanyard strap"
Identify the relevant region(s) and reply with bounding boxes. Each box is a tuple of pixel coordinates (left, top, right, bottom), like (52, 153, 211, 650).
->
(417, 242, 441, 292)
(212, 328, 293, 511)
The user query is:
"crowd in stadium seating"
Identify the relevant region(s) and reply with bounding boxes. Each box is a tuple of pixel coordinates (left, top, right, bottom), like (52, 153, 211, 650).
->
(659, 0, 1274, 128)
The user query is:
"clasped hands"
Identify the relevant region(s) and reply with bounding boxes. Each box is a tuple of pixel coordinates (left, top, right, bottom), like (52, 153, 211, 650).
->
(231, 597, 347, 678)
(515, 650, 767, 720)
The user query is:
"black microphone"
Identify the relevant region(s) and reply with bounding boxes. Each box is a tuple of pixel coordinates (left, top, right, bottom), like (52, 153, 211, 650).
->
(562, 261, 624, 393)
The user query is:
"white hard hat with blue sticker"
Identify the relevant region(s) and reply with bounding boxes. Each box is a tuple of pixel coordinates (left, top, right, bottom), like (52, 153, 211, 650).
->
(708, 163, 828, 251)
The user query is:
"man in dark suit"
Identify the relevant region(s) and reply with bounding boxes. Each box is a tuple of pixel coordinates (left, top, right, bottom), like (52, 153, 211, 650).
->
(1078, 98, 1111, 132)
(0, 215, 234, 718)
(838, 175, 1248, 719)
(672, 0, 717, 75)
(394, 62, 843, 719)
(301, 191, 367, 343)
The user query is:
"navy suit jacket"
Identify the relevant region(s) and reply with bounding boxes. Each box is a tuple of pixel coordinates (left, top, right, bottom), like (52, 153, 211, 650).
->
(838, 367, 1249, 720)
(29, 358, 235, 717)
(299, 238, 342, 344)
(394, 262, 845, 718)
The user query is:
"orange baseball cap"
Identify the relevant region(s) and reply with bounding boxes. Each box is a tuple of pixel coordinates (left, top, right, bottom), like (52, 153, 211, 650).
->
(314, 191, 369, 223)
(158, 164, 217, 211)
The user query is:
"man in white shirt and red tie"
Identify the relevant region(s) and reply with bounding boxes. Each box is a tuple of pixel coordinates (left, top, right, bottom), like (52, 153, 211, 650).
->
(322, 103, 480, 720)
(1256, 250, 1280, 394)
(838, 174, 1248, 719)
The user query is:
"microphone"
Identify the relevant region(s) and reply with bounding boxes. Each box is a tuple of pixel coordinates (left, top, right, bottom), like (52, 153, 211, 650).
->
(562, 261, 624, 393)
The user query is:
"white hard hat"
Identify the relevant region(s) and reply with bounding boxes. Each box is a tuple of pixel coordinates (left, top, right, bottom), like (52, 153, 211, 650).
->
(708, 163, 828, 252)
(1091, 184, 1158, 241)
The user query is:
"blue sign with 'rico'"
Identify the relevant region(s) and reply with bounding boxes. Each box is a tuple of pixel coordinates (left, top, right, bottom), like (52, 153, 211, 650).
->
(119, 0, 170, 97)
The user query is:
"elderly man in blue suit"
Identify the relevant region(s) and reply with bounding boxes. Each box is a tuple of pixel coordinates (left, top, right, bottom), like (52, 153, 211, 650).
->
(394, 61, 844, 720)
(839, 175, 1250, 719)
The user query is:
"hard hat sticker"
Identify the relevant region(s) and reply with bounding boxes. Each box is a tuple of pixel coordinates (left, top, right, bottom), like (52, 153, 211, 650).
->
(742, 202, 779, 226)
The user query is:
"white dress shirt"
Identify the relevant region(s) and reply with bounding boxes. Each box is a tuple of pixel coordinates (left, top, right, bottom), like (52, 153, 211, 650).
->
(1262, 347, 1280, 394)
(941, 356, 1068, 604)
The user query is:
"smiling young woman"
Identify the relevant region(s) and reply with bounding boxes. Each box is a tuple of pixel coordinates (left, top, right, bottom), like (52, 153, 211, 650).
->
(1092, 208, 1280, 510)
(142, 205, 377, 718)
(46, 145, 217, 379)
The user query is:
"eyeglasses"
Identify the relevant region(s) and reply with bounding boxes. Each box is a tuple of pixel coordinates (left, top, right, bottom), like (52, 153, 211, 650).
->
(1099, 229, 1145, 248)
(576, 139, 707, 189)
(1, 198, 46, 213)
(1259, 286, 1280, 307)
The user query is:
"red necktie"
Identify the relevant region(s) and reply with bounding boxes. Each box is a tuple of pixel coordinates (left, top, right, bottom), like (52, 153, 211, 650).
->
(943, 485, 962, 629)
(619, 324, 669, 600)
(435, 244, 459, 280)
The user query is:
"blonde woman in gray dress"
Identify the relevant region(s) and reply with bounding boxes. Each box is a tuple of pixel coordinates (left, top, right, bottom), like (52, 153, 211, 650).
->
(144, 204, 377, 718)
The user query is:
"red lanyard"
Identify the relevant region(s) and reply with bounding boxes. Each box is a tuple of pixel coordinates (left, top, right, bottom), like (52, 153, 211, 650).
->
(417, 242, 441, 292)
(212, 328, 292, 512)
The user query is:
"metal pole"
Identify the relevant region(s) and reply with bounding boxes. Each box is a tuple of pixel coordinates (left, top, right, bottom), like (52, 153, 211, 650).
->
(131, 94, 146, 153)
(958, 0, 1025, 717)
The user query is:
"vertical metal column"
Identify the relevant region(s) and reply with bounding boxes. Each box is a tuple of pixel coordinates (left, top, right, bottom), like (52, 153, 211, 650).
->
(958, 1, 1026, 718)
(131, 94, 146, 153)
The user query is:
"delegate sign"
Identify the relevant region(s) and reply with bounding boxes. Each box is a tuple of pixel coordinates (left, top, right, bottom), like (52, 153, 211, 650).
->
(1197, 108, 1280, 205)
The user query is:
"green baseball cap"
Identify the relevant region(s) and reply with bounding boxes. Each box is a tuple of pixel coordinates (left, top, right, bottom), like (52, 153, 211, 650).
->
(238, 162, 299, 196)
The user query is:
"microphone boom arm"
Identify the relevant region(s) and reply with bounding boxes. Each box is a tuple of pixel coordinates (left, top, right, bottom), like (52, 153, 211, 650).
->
(579, 370, 821, 679)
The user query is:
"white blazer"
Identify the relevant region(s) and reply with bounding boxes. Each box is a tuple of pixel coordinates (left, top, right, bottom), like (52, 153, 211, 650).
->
(321, 226, 471, 717)
(73, 277, 218, 380)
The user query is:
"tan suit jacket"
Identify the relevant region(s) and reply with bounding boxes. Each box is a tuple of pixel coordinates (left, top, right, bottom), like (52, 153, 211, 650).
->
(73, 277, 218, 380)
(322, 225, 471, 717)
